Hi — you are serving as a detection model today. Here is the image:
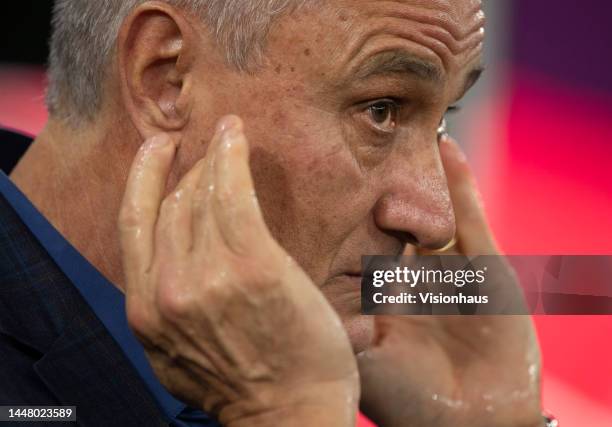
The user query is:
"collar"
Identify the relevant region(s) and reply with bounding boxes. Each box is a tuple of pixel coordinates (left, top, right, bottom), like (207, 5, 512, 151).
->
(0, 128, 193, 422)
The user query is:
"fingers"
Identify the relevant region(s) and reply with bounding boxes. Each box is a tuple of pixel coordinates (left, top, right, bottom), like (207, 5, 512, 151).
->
(192, 117, 228, 248)
(211, 118, 269, 255)
(119, 134, 176, 288)
(120, 114, 271, 286)
(439, 136, 498, 255)
(154, 157, 207, 259)
(190, 115, 270, 255)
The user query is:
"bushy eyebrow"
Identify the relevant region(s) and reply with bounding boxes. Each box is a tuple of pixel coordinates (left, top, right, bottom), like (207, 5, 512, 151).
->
(352, 50, 444, 83)
(350, 49, 485, 101)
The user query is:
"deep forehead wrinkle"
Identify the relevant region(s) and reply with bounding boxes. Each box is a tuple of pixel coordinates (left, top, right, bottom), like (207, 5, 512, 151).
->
(381, 0, 486, 41)
(385, 10, 485, 57)
(353, 50, 443, 82)
(338, 0, 485, 71)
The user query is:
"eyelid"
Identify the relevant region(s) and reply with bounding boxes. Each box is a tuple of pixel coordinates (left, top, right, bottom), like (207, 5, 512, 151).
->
(364, 98, 401, 134)
(363, 98, 403, 122)
(363, 97, 402, 108)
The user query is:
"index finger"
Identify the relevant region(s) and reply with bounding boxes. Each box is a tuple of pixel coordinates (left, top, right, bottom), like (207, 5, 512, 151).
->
(119, 134, 177, 289)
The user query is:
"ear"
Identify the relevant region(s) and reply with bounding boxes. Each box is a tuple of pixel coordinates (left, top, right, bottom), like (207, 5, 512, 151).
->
(117, 1, 196, 140)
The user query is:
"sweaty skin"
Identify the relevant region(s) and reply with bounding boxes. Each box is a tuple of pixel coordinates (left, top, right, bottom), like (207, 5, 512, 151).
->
(10, 0, 542, 425)
(12, 0, 485, 352)
(356, 137, 543, 427)
(173, 0, 487, 352)
(119, 117, 359, 426)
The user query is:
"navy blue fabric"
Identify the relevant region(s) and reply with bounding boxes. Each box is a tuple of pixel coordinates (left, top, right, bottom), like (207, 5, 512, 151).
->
(0, 130, 221, 426)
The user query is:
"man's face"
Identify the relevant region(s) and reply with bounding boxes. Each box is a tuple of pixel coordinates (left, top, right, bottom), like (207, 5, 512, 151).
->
(179, 0, 485, 352)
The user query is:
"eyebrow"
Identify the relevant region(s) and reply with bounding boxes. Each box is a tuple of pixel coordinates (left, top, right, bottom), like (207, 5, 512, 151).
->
(352, 50, 444, 83)
(350, 49, 486, 100)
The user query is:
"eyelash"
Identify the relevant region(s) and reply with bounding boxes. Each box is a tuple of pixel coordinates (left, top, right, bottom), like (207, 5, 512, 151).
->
(363, 99, 461, 134)
(364, 98, 402, 133)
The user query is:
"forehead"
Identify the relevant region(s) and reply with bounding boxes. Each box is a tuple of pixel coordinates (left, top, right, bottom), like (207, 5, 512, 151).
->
(342, 0, 485, 28)
(270, 0, 485, 87)
(337, 0, 484, 68)
(259, 0, 485, 106)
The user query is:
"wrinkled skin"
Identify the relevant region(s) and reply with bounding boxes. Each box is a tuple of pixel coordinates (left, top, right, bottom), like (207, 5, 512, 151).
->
(172, 0, 487, 353)
(119, 119, 359, 426)
(356, 137, 542, 427)
(13, 0, 544, 425)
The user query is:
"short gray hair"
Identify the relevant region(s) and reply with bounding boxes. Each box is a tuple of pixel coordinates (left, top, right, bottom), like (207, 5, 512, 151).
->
(46, 0, 307, 124)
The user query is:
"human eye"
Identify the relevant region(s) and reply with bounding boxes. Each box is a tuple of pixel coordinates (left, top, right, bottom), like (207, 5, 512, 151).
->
(364, 99, 401, 134)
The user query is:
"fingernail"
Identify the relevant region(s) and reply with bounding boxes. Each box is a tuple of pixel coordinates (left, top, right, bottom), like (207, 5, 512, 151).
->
(220, 127, 242, 151)
(220, 120, 244, 151)
(216, 115, 243, 134)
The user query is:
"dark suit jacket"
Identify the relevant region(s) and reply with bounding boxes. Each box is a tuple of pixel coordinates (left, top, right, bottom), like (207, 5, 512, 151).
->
(0, 129, 168, 426)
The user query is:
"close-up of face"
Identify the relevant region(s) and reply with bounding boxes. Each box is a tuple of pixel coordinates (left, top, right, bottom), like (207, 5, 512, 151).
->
(122, 0, 486, 352)
(3, 2, 610, 424)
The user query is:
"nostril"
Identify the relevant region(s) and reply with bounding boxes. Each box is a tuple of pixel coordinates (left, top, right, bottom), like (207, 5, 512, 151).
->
(411, 214, 457, 251)
(403, 232, 419, 247)
(373, 192, 455, 252)
(383, 229, 418, 250)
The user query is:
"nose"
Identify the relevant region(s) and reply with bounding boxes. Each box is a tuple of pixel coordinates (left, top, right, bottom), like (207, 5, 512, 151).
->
(372, 144, 456, 250)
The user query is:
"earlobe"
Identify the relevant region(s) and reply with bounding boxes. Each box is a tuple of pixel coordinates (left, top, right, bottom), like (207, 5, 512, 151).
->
(117, 2, 195, 139)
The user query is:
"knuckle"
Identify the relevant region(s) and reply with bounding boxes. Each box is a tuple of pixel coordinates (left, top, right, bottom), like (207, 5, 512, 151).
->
(237, 254, 285, 292)
(213, 185, 233, 207)
(126, 298, 154, 337)
(118, 203, 143, 230)
(157, 281, 193, 321)
(250, 272, 283, 294)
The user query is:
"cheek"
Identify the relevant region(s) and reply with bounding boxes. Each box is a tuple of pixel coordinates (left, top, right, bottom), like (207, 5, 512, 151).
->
(248, 128, 367, 285)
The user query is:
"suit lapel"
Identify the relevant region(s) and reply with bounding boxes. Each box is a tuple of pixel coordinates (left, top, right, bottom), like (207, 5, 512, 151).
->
(0, 193, 168, 426)
(33, 308, 168, 426)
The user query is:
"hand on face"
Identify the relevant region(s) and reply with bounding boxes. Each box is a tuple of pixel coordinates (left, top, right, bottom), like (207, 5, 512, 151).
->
(118, 116, 358, 427)
(356, 137, 543, 427)
(118, 111, 541, 427)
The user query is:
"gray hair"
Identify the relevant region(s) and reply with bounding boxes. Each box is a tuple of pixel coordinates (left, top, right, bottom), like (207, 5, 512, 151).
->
(46, 0, 307, 124)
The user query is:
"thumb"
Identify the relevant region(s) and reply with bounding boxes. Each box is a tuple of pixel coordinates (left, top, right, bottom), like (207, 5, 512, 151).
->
(439, 136, 499, 255)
